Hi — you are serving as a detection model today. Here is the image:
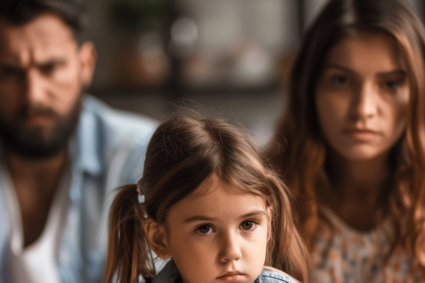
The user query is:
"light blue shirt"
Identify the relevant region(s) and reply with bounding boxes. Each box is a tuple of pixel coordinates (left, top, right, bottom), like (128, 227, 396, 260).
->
(0, 96, 157, 283)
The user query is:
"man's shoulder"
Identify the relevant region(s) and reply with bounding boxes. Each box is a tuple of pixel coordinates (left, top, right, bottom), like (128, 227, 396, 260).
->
(77, 96, 158, 186)
(82, 95, 158, 140)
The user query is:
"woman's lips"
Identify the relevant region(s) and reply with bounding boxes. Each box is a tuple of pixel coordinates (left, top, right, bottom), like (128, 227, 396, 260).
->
(342, 128, 380, 141)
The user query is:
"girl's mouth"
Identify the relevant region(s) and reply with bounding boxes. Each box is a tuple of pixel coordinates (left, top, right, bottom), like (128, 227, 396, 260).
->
(216, 272, 245, 282)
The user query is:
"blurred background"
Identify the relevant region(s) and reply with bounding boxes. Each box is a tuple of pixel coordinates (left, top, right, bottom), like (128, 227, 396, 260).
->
(86, 0, 424, 147)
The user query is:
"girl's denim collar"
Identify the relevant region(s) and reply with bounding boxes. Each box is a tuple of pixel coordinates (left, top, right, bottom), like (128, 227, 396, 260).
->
(152, 260, 297, 283)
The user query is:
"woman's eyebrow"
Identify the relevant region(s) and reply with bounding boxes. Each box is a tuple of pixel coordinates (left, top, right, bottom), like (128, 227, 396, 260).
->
(325, 64, 358, 74)
(376, 70, 406, 76)
(326, 64, 406, 77)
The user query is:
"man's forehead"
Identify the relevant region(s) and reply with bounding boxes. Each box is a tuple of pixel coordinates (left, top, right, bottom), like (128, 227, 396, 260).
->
(0, 13, 78, 65)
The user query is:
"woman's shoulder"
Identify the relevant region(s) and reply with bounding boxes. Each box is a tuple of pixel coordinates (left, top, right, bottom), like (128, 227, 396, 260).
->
(258, 266, 299, 283)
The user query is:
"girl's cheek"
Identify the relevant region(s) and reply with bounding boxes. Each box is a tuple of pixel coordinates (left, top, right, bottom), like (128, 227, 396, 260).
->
(241, 224, 264, 239)
(190, 231, 216, 242)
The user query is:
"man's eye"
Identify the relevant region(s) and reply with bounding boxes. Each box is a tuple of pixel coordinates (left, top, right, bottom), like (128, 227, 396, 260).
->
(196, 225, 212, 234)
(39, 63, 57, 74)
(240, 221, 256, 231)
(0, 66, 24, 76)
(331, 75, 348, 86)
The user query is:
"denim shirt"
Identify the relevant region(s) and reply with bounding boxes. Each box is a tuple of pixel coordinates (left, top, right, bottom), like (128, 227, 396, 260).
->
(153, 260, 298, 283)
(0, 96, 157, 283)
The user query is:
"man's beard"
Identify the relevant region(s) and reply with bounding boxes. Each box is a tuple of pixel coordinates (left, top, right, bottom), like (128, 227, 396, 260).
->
(0, 99, 82, 160)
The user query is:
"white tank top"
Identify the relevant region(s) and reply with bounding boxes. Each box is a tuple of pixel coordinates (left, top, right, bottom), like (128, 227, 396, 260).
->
(3, 167, 70, 283)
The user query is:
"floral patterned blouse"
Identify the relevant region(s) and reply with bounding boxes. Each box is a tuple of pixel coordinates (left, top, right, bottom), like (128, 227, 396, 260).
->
(310, 206, 421, 283)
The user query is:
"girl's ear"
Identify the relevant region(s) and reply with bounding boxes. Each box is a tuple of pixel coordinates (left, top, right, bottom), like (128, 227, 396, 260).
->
(144, 218, 171, 259)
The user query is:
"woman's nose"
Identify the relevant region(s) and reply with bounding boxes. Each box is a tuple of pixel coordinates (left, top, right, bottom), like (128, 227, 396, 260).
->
(350, 82, 379, 120)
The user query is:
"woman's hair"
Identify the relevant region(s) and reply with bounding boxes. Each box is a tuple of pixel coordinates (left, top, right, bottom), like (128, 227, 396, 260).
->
(267, 0, 425, 272)
(103, 110, 309, 283)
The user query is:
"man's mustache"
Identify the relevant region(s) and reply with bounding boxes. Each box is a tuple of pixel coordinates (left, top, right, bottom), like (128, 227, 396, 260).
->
(17, 105, 60, 119)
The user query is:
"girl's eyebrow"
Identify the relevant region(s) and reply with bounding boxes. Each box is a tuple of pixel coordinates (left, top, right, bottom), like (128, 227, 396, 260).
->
(239, 210, 266, 219)
(183, 216, 215, 223)
(183, 210, 266, 223)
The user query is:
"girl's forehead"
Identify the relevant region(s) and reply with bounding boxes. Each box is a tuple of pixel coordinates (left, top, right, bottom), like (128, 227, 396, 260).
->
(166, 174, 268, 222)
(187, 174, 237, 198)
(187, 173, 266, 203)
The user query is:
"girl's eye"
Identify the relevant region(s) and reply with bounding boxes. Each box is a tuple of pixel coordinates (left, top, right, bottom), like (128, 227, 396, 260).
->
(240, 221, 256, 231)
(196, 225, 213, 234)
(331, 75, 348, 86)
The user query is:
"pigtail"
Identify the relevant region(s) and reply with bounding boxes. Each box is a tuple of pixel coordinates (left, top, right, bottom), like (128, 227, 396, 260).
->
(103, 185, 155, 283)
(266, 172, 310, 283)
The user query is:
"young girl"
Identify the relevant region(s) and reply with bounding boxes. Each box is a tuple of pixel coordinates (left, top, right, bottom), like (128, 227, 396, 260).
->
(103, 111, 309, 283)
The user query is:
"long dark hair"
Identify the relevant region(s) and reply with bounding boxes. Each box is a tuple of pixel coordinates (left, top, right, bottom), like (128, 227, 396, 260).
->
(268, 0, 425, 272)
(103, 110, 309, 283)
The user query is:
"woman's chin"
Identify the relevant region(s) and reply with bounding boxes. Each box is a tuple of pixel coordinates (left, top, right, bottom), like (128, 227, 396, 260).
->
(334, 146, 386, 162)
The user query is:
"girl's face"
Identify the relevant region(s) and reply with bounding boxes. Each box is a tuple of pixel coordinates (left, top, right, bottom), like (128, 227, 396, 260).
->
(158, 174, 270, 283)
(315, 31, 410, 161)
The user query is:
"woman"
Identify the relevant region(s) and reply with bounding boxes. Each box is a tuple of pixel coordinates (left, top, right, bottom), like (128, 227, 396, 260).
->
(268, 0, 425, 281)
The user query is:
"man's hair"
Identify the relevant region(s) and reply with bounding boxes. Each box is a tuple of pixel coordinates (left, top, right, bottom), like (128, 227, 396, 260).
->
(0, 0, 88, 45)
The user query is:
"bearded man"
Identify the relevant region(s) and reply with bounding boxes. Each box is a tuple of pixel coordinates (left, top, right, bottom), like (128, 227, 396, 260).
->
(0, 1, 156, 282)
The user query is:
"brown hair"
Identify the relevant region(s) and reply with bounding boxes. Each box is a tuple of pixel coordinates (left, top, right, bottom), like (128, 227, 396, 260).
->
(268, 0, 425, 272)
(0, 0, 88, 45)
(103, 110, 309, 283)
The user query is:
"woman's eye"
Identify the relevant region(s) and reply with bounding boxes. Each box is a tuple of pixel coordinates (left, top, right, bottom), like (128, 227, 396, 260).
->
(196, 225, 212, 234)
(331, 75, 348, 86)
(240, 221, 256, 231)
(383, 80, 402, 91)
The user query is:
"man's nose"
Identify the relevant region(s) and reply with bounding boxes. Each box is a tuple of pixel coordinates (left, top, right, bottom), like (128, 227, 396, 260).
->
(24, 69, 48, 104)
(218, 232, 242, 263)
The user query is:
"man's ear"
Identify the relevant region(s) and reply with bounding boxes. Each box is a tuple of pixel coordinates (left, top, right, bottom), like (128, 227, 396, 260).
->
(144, 218, 171, 259)
(78, 41, 97, 87)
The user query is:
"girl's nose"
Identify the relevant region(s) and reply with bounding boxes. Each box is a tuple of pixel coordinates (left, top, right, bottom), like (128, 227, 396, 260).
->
(218, 232, 242, 263)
